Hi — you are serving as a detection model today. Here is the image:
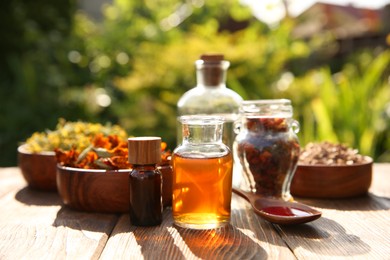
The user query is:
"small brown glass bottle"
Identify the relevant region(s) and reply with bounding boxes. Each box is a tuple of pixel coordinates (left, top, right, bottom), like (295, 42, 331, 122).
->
(128, 137, 163, 226)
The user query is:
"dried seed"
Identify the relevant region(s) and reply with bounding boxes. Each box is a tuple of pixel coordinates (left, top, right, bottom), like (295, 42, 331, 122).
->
(299, 142, 367, 165)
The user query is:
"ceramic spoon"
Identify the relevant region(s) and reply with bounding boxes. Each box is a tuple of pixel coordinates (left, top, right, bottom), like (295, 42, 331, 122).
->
(233, 188, 322, 225)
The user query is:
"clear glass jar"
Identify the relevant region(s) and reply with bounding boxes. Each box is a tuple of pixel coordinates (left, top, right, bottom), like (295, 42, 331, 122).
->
(172, 115, 233, 229)
(177, 54, 243, 150)
(233, 99, 300, 201)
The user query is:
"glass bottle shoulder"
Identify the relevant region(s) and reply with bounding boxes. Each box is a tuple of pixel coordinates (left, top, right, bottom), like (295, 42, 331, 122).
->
(177, 85, 243, 115)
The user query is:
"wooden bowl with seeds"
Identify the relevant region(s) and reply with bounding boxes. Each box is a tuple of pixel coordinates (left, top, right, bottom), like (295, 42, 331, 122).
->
(290, 142, 373, 198)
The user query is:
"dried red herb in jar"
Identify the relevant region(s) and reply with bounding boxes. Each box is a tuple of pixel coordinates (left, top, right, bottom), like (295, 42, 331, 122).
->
(245, 117, 289, 132)
(236, 117, 300, 198)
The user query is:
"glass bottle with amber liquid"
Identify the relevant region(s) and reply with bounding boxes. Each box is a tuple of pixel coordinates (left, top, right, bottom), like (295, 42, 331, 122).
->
(128, 137, 163, 226)
(172, 116, 233, 229)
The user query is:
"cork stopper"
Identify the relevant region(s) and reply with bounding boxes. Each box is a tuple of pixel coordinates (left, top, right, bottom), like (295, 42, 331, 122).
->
(200, 54, 224, 63)
(128, 137, 161, 165)
(197, 53, 228, 86)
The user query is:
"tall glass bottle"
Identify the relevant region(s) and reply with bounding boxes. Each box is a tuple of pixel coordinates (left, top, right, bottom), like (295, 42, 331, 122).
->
(177, 54, 243, 150)
(172, 116, 233, 229)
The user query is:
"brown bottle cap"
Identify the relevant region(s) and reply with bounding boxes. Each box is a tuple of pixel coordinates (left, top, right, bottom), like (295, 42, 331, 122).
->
(200, 54, 224, 63)
(128, 137, 161, 165)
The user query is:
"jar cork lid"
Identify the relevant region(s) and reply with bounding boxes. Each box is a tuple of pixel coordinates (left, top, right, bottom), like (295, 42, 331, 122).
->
(128, 137, 161, 165)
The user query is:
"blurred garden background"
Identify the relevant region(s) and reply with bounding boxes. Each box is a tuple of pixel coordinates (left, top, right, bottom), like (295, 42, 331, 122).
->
(1, 0, 390, 166)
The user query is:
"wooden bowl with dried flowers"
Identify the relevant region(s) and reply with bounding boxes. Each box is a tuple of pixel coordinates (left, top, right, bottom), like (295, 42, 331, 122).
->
(55, 134, 172, 213)
(18, 119, 127, 191)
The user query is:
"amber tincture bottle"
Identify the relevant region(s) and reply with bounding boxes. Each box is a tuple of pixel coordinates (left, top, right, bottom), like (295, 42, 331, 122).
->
(128, 137, 163, 226)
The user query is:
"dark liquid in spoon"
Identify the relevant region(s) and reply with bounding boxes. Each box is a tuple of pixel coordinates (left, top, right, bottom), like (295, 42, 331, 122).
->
(261, 206, 312, 217)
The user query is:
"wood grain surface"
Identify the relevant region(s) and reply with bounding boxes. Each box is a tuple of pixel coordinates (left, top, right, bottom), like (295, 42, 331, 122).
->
(0, 164, 389, 259)
(0, 168, 118, 259)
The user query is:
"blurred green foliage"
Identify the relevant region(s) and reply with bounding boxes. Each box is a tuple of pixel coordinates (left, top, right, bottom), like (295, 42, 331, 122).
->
(72, 0, 311, 150)
(1, 0, 389, 166)
(277, 51, 390, 161)
(0, 0, 91, 166)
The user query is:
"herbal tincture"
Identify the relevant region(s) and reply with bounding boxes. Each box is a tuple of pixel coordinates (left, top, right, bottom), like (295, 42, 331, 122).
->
(128, 137, 163, 226)
(172, 116, 233, 229)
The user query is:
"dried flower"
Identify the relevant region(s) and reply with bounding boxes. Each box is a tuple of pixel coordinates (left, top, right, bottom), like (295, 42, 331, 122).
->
(55, 133, 172, 170)
(23, 118, 127, 153)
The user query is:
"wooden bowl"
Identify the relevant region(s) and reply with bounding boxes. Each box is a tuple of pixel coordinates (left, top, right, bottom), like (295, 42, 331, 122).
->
(18, 144, 57, 191)
(159, 164, 173, 207)
(56, 166, 130, 213)
(290, 157, 373, 198)
(56, 164, 173, 213)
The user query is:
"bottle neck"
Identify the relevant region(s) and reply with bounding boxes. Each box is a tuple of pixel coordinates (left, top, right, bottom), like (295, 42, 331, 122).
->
(195, 60, 229, 87)
(182, 123, 223, 144)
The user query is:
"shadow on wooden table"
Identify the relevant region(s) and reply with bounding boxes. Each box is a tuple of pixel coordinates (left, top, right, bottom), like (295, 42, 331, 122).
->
(103, 211, 268, 259)
(172, 224, 268, 259)
(296, 193, 390, 211)
(14, 187, 62, 206)
(277, 217, 371, 257)
(52, 207, 119, 233)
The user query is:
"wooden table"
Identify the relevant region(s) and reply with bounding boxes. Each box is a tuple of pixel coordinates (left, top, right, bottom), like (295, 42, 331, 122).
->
(0, 164, 389, 259)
